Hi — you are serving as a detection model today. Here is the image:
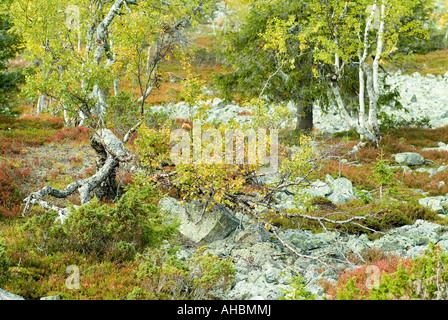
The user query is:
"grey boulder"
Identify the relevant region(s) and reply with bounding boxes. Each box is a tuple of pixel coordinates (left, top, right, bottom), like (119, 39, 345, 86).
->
(305, 179, 332, 198)
(159, 197, 240, 244)
(418, 196, 448, 214)
(0, 288, 24, 300)
(394, 152, 425, 166)
(325, 175, 357, 204)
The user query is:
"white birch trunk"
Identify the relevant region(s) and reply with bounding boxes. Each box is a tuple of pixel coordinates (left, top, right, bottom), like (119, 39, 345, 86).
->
(358, 1, 377, 131)
(331, 84, 377, 143)
(47, 97, 52, 111)
(368, 3, 385, 141)
(359, 65, 366, 130)
(113, 78, 120, 96)
(63, 104, 70, 127)
(36, 95, 46, 115)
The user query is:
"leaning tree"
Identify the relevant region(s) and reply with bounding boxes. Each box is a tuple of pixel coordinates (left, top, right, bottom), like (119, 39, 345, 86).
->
(3, 0, 213, 219)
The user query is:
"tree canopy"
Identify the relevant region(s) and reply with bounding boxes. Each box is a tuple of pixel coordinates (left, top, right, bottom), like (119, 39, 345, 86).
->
(0, 13, 24, 114)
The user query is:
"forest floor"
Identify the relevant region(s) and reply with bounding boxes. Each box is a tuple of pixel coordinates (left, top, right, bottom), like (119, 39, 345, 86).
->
(1, 25, 448, 299)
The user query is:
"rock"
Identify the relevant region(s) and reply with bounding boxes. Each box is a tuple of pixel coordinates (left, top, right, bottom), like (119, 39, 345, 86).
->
(325, 176, 356, 204)
(373, 220, 444, 253)
(278, 229, 309, 253)
(405, 245, 429, 259)
(159, 197, 240, 244)
(211, 97, 225, 108)
(264, 267, 282, 284)
(346, 234, 370, 253)
(232, 242, 283, 268)
(394, 152, 425, 166)
(303, 232, 335, 251)
(0, 288, 24, 300)
(415, 167, 437, 176)
(439, 111, 448, 119)
(40, 295, 61, 300)
(419, 196, 448, 214)
(226, 281, 286, 300)
(373, 234, 414, 253)
(305, 179, 332, 198)
(234, 223, 271, 245)
(305, 283, 325, 299)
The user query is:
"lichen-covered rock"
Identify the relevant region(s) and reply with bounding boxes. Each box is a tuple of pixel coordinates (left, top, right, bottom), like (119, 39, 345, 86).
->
(305, 179, 332, 198)
(0, 288, 24, 300)
(394, 152, 425, 166)
(373, 220, 444, 253)
(325, 175, 357, 204)
(159, 197, 240, 244)
(419, 196, 448, 214)
(40, 294, 61, 300)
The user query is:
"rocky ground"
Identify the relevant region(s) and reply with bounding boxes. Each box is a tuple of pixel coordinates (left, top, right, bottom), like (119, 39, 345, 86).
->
(160, 192, 448, 300)
(152, 71, 448, 300)
(313, 71, 448, 133)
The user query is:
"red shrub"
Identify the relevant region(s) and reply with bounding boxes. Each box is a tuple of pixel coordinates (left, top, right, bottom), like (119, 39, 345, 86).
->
(0, 161, 25, 219)
(323, 253, 414, 300)
(47, 126, 91, 143)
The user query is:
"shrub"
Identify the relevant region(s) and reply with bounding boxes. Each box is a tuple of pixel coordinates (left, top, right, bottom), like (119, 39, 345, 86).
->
(20, 210, 67, 255)
(0, 238, 10, 285)
(326, 243, 448, 300)
(127, 246, 235, 300)
(378, 112, 432, 132)
(0, 161, 28, 219)
(370, 243, 448, 300)
(47, 126, 91, 143)
(281, 273, 316, 300)
(20, 182, 179, 262)
(105, 91, 140, 137)
(372, 153, 396, 200)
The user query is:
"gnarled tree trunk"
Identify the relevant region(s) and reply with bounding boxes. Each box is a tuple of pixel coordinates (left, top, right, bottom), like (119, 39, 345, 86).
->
(22, 124, 139, 222)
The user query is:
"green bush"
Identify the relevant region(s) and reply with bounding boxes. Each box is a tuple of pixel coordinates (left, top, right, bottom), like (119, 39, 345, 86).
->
(21, 183, 179, 262)
(369, 243, 448, 300)
(0, 238, 10, 285)
(106, 91, 140, 137)
(378, 112, 432, 132)
(128, 247, 235, 300)
(281, 273, 316, 300)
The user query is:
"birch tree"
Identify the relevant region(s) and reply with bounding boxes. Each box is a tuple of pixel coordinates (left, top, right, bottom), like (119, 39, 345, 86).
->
(6, 0, 212, 217)
(297, 0, 428, 146)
